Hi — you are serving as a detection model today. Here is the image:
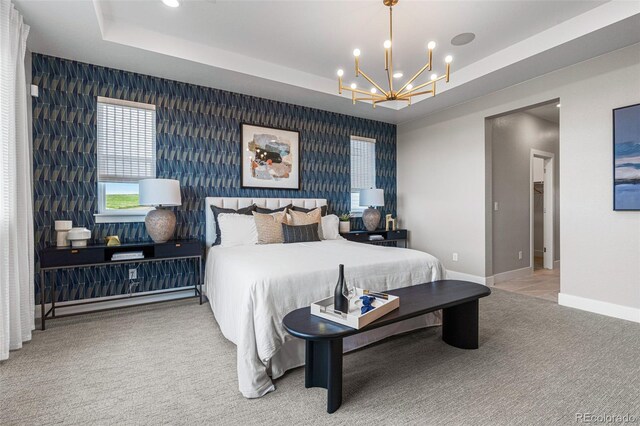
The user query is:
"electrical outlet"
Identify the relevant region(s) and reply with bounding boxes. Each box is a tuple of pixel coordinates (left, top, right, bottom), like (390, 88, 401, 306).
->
(452, 253, 459, 262)
(494, 202, 499, 211)
(129, 269, 137, 280)
(518, 251, 523, 260)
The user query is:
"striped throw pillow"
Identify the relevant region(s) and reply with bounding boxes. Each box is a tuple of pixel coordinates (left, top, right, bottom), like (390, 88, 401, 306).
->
(282, 223, 321, 244)
(289, 207, 323, 239)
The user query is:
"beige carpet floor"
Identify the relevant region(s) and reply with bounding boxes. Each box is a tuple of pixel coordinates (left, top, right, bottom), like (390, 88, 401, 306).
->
(1, 289, 639, 425)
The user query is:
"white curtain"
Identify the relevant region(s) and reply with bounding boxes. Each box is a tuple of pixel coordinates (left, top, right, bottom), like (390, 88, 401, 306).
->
(0, 0, 33, 361)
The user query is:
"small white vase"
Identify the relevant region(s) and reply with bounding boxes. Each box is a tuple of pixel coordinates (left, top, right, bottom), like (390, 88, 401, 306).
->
(339, 221, 350, 234)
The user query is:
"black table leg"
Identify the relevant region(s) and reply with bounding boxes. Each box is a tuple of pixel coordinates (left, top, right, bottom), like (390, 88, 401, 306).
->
(305, 339, 343, 413)
(51, 274, 56, 318)
(199, 256, 203, 305)
(442, 299, 479, 349)
(40, 270, 46, 331)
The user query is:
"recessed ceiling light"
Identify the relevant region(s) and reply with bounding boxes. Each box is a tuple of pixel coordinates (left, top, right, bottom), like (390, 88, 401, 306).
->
(451, 32, 475, 46)
(393, 72, 403, 79)
(556, 103, 561, 108)
(162, 0, 180, 8)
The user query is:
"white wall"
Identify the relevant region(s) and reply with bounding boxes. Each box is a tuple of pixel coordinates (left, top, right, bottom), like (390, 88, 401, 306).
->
(398, 43, 640, 318)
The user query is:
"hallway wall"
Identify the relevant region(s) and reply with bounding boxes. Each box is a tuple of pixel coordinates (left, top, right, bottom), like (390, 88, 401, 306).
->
(489, 112, 559, 275)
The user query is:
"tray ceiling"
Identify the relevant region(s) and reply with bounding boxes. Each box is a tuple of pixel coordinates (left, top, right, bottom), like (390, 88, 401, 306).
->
(15, 0, 640, 124)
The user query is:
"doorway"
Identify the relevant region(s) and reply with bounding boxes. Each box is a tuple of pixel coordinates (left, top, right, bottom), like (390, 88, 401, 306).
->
(487, 100, 560, 302)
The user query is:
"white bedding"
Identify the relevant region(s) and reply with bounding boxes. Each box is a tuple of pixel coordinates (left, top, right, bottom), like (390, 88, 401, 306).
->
(205, 239, 445, 398)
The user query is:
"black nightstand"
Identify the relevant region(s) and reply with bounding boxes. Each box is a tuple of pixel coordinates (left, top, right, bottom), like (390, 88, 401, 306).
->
(38, 239, 204, 330)
(341, 229, 408, 248)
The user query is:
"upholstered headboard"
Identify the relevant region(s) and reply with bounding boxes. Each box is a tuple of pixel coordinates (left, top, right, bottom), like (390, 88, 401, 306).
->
(205, 197, 328, 248)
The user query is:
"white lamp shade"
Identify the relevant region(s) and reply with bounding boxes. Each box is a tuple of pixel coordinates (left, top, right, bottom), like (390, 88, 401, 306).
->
(359, 188, 384, 207)
(139, 179, 182, 207)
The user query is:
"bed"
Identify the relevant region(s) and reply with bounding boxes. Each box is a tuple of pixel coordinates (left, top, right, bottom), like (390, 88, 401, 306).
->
(204, 197, 446, 398)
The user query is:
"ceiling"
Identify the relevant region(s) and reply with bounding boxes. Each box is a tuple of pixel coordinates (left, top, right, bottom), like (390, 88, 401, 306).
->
(526, 103, 560, 124)
(15, 0, 640, 124)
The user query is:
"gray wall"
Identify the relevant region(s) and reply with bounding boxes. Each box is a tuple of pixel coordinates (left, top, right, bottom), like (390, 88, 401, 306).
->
(398, 43, 640, 312)
(489, 112, 560, 275)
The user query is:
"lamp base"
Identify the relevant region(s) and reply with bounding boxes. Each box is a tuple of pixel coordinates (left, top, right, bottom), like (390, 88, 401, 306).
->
(145, 208, 176, 243)
(362, 207, 381, 232)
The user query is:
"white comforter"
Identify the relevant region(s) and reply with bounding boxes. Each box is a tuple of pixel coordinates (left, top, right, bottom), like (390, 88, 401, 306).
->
(205, 239, 445, 398)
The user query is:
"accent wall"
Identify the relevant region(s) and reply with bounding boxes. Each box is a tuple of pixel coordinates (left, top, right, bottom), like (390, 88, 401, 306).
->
(32, 53, 397, 303)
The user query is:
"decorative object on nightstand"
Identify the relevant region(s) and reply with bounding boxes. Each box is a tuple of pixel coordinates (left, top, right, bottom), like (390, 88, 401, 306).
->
(66, 227, 91, 247)
(338, 213, 351, 234)
(385, 214, 396, 231)
(104, 235, 121, 246)
(139, 178, 182, 243)
(359, 188, 384, 231)
(54, 220, 73, 247)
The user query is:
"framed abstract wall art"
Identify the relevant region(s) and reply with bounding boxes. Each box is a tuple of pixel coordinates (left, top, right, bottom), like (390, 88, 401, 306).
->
(241, 123, 300, 190)
(613, 103, 640, 210)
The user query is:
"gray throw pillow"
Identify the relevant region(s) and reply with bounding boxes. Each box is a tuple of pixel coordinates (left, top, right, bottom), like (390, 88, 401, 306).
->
(210, 204, 256, 245)
(255, 204, 292, 214)
(291, 205, 328, 216)
(281, 223, 321, 244)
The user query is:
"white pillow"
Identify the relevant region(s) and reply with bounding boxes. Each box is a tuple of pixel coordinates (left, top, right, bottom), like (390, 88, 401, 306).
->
(217, 213, 258, 247)
(320, 214, 341, 240)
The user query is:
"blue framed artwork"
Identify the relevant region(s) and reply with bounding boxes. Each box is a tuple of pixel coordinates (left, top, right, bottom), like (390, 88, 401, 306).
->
(613, 103, 640, 210)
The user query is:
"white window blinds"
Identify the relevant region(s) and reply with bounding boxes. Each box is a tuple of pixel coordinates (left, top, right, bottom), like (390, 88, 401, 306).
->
(351, 136, 376, 190)
(97, 97, 156, 183)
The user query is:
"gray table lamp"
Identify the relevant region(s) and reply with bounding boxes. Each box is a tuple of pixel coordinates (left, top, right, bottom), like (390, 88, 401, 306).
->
(360, 188, 384, 231)
(139, 179, 182, 243)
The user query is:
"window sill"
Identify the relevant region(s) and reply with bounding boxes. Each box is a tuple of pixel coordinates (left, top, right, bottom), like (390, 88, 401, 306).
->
(94, 211, 149, 224)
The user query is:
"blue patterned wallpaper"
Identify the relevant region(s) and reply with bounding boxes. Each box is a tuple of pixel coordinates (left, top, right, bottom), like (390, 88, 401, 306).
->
(32, 53, 397, 302)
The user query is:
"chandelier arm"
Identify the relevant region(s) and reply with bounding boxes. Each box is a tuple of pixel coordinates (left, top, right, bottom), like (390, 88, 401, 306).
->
(342, 85, 387, 99)
(397, 90, 433, 99)
(401, 75, 446, 97)
(357, 68, 390, 97)
(400, 80, 434, 96)
(387, 5, 394, 94)
(397, 62, 431, 95)
(354, 96, 385, 102)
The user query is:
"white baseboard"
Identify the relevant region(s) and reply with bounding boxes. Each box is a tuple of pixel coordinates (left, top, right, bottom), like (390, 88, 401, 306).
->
(554, 260, 560, 269)
(35, 287, 198, 319)
(492, 266, 533, 284)
(446, 270, 491, 286)
(558, 293, 640, 323)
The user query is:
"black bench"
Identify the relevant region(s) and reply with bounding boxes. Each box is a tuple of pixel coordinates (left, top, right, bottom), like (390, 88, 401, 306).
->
(282, 280, 491, 413)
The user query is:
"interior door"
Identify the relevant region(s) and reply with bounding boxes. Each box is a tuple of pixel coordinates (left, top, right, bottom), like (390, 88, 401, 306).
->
(543, 158, 554, 269)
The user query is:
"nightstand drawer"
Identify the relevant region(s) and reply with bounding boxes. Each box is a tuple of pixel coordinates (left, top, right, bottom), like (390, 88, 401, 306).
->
(155, 241, 202, 258)
(344, 232, 370, 242)
(40, 248, 104, 268)
(386, 230, 407, 240)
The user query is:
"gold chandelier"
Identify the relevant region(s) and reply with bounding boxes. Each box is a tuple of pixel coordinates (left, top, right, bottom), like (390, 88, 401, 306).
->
(337, 0, 453, 108)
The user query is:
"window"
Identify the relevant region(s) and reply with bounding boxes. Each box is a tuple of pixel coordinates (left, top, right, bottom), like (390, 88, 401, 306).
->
(95, 97, 156, 223)
(350, 136, 376, 215)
